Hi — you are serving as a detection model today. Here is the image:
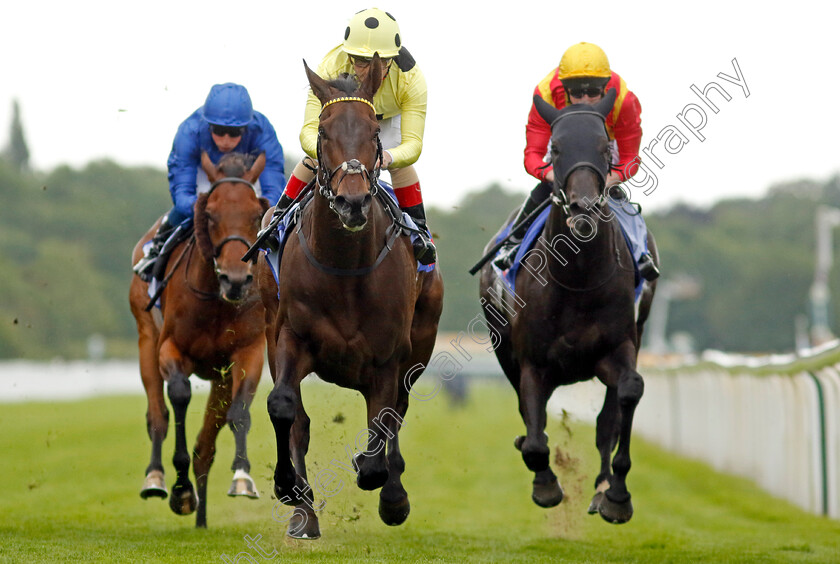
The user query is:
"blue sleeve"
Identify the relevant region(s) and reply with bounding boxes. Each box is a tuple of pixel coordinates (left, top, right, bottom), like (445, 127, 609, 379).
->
(251, 113, 286, 206)
(166, 112, 203, 219)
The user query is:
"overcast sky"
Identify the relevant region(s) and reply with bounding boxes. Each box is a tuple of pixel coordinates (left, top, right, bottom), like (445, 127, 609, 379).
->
(3, 1, 837, 212)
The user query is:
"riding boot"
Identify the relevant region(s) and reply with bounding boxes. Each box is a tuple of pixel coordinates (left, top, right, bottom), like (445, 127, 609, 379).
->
(257, 193, 295, 252)
(403, 203, 437, 266)
(134, 216, 176, 282)
(637, 253, 660, 281)
(493, 188, 545, 270)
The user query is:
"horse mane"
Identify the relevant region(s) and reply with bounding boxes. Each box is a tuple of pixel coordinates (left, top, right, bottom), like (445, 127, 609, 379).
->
(194, 194, 213, 259)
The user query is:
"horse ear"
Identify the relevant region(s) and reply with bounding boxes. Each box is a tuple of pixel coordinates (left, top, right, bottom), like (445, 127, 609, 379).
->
(200, 152, 217, 181)
(360, 52, 384, 99)
(533, 95, 561, 126)
(244, 152, 266, 184)
(304, 59, 334, 105)
(595, 88, 618, 118)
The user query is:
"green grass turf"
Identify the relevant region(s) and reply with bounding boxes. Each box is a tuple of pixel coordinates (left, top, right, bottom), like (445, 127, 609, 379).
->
(1, 379, 839, 563)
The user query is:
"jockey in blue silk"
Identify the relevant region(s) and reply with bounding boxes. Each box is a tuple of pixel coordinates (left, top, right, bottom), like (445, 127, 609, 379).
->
(134, 82, 287, 280)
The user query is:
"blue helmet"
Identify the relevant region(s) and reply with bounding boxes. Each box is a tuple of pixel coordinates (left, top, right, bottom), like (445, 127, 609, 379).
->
(200, 83, 253, 127)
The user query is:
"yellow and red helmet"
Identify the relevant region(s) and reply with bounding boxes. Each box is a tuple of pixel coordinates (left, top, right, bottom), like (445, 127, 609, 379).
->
(558, 42, 611, 82)
(342, 8, 402, 58)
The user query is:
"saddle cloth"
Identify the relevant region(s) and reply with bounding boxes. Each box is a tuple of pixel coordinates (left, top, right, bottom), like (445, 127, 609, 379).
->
(493, 199, 647, 301)
(263, 181, 435, 289)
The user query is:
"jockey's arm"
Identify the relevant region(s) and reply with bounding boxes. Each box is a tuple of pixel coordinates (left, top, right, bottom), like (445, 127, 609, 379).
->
(252, 115, 287, 205)
(167, 121, 201, 221)
(611, 92, 643, 183)
(384, 71, 427, 170)
(300, 90, 321, 162)
(524, 95, 554, 182)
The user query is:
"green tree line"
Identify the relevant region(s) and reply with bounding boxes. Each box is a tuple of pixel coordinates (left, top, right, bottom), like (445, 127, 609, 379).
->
(0, 153, 837, 358)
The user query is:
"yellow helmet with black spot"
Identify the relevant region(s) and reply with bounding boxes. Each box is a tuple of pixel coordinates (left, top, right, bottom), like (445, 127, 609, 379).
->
(342, 8, 402, 58)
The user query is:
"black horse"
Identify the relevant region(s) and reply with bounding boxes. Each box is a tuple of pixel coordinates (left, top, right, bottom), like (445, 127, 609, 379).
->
(478, 89, 657, 523)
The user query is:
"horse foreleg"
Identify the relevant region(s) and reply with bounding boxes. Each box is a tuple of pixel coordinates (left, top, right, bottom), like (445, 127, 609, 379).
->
(287, 394, 321, 539)
(515, 364, 563, 508)
(226, 345, 263, 500)
(160, 341, 198, 516)
(355, 366, 399, 493)
(266, 328, 310, 508)
(594, 345, 644, 524)
(138, 325, 169, 500)
(589, 386, 620, 514)
(192, 379, 230, 528)
(378, 392, 410, 526)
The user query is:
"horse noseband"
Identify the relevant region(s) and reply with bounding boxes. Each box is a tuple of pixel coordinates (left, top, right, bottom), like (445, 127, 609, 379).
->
(342, 159, 366, 174)
(318, 157, 381, 209)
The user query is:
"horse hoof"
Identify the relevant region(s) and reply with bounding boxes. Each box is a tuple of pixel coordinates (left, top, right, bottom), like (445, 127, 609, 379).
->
(169, 482, 198, 515)
(287, 509, 321, 540)
(228, 469, 259, 499)
(588, 491, 603, 514)
(597, 492, 633, 524)
(379, 493, 411, 526)
(532, 477, 564, 508)
(140, 470, 168, 500)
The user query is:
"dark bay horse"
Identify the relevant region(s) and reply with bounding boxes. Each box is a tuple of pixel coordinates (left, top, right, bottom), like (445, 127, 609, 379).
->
(129, 152, 270, 528)
(256, 57, 443, 539)
(479, 90, 657, 524)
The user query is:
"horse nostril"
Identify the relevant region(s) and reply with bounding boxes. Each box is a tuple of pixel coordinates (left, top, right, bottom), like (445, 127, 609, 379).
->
(218, 273, 230, 286)
(334, 195, 347, 208)
(244, 274, 253, 285)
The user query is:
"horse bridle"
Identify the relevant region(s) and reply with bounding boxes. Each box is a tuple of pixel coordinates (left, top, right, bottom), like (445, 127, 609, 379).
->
(207, 176, 260, 263)
(548, 109, 612, 217)
(315, 97, 383, 209)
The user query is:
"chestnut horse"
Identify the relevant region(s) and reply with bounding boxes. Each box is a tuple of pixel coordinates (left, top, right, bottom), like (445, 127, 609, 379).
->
(478, 90, 658, 524)
(256, 58, 443, 539)
(129, 152, 269, 528)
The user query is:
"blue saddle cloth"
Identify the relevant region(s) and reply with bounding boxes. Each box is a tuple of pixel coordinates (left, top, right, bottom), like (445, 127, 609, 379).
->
(264, 181, 434, 287)
(494, 199, 647, 301)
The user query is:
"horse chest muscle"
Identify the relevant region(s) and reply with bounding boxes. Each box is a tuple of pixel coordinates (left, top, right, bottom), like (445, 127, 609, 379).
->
(288, 291, 411, 377)
(517, 299, 632, 374)
(171, 303, 257, 359)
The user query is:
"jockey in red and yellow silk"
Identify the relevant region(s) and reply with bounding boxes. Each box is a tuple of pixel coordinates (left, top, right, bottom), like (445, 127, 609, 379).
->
(495, 42, 659, 281)
(525, 70, 642, 183)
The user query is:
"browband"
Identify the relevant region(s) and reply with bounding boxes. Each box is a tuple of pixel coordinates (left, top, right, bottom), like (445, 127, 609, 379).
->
(321, 96, 376, 114)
